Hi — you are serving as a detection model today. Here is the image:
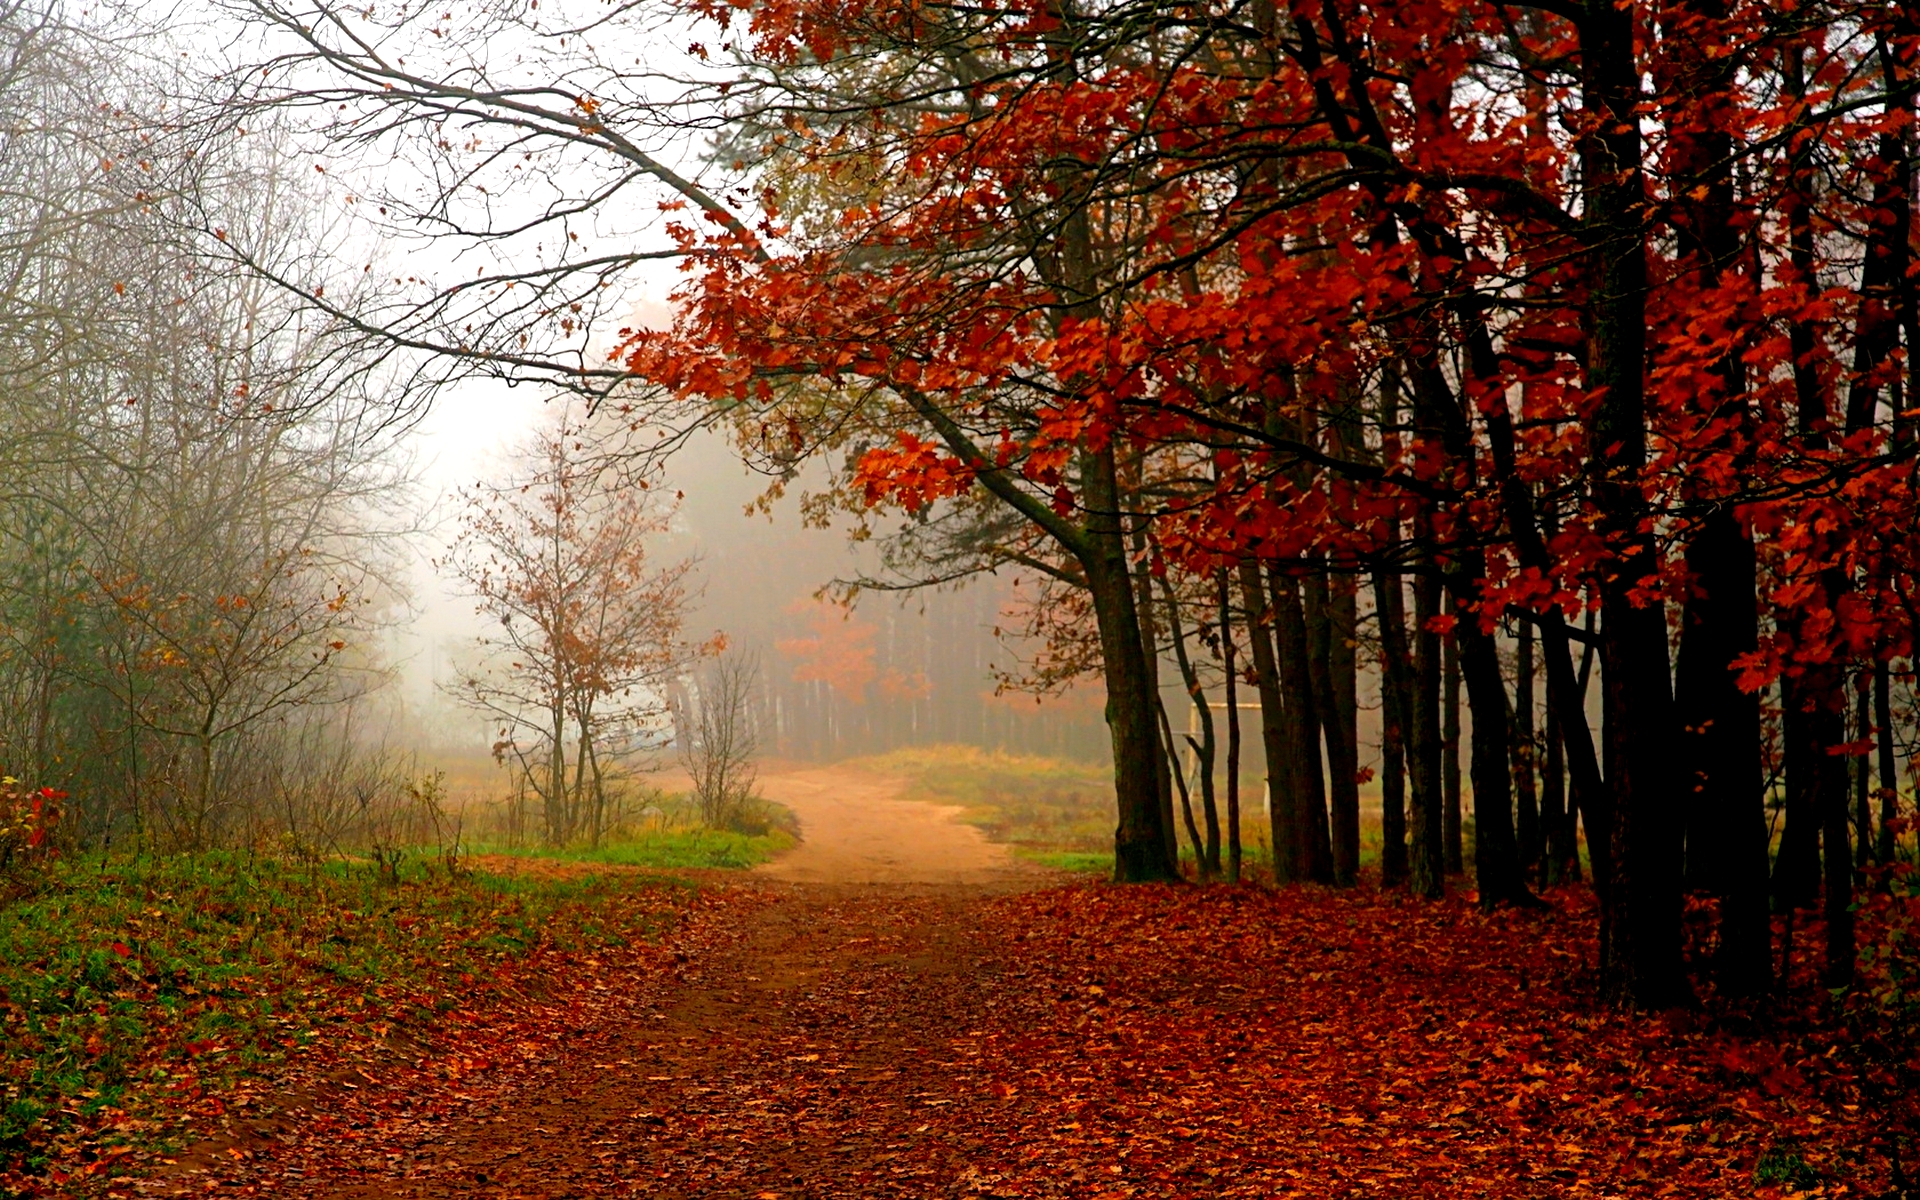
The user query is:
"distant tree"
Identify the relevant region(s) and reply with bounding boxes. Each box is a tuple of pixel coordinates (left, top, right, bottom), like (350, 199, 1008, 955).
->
(0, 3, 407, 848)
(445, 406, 708, 845)
(677, 653, 762, 831)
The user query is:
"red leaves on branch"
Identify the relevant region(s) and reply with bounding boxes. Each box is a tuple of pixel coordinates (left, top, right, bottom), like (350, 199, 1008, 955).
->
(618, 0, 1920, 689)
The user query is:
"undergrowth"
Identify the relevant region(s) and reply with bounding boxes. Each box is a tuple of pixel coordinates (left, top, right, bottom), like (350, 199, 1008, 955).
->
(0, 851, 696, 1186)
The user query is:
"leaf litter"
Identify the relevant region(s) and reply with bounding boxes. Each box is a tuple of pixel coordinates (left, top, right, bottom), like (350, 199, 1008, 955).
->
(78, 879, 1908, 1198)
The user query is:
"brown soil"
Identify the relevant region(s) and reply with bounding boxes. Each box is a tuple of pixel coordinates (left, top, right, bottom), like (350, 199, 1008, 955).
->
(157, 768, 1066, 1198)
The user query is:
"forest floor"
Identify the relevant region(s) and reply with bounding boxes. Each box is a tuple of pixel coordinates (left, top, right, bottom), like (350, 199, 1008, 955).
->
(119, 766, 1908, 1199)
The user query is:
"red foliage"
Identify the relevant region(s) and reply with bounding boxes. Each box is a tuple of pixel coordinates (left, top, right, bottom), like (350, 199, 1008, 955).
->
(0, 783, 62, 871)
(622, 0, 1920, 683)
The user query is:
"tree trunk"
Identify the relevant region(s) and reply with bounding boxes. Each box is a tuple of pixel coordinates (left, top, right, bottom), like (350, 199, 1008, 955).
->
(1238, 562, 1293, 884)
(1442, 595, 1464, 874)
(547, 696, 568, 845)
(1599, 587, 1687, 1008)
(1158, 570, 1221, 878)
(1854, 676, 1873, 868)
(1674, 507, 1771, 996)
(1272, 567, 1333, 884)
(1083, 448, 1178, 883)
(1128, 521, 1179, 879)
(1159, 698, 1205, 880)
(1876, 662, 1900, 864)
(1583, 0, 1688, 1007)
(1220, 569, 1244, 884)
(1309, 572, 1360, 887)
(1541, 681, 1574, 884)
(1451, 580, 1532, 908)
(1375, 570, 1412, 887)
(1661, 0, 1771, 999)
(1514, 619, 1540, 876)
(1410, 568, 1445, 899)
(1775, 681, 1826, 911)
(1823, 712, 1857, 989)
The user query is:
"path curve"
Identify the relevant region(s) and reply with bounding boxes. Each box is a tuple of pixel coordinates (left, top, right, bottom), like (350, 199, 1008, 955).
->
(752, 765, 1049, 885)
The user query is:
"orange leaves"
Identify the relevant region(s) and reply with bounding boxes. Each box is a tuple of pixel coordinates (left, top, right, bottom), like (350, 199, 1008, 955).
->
(853, 432, 975, 513)
(776, 598, 879, 696)
(773, 598, 932, 704)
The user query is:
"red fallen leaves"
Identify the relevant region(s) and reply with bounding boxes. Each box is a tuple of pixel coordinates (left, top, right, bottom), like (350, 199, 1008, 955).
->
(921, 884, 1903, 1199)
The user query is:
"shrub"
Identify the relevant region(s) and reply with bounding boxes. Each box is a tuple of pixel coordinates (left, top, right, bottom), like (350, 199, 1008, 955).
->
(0, 779, 62, 888)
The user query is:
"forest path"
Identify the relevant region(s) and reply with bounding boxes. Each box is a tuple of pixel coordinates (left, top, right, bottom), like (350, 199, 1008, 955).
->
(752, 763, 1048, 885)
(297, 883, 1041, 1200)
(232, 766, 1063, 1199)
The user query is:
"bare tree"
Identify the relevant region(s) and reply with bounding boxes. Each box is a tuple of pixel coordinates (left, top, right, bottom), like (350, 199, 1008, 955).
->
(0, 0, 415, 848)
(677, 654, 762, 831)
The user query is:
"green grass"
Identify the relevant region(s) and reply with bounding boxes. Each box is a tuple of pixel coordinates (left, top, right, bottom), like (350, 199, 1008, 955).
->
(466, 825, 796, 870)
(0, 850, 697, 1183)
(1012, 849, 1112, 873)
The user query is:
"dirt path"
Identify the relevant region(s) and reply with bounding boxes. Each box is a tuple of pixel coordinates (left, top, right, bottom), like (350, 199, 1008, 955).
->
(179, 768, 1060, 1199)
(301, 885, 1025, 1199)
(752, 765, 1046, 885)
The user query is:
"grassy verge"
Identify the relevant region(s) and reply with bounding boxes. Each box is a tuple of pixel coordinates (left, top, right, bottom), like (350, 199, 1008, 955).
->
(0, 851, 697, 1189)
(465, 825, 796, 871)
(1011, 849, 1112, 873)
(854, 745, 1121, 864)
(857, 745, 1292, 876)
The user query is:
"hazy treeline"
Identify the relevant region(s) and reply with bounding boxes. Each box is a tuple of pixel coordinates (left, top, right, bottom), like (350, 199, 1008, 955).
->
(745, 587, 1110, 763)
(0, 2, 413, 852)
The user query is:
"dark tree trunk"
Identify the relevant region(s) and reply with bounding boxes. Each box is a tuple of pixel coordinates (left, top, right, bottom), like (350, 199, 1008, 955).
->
(1514, 619, 1540, 875)
(1329, 578, 1360, 884)
(1158, 568, 1220, 880)
(1159, 697, 1206, 880)
(1309, 573, 1361, 887)
(1371, 364, 1413, 889)
(1273, 568, 1333, 884)
(1375, 569, 1413, 887)
(1674, 508, 1771, 997)
(1450, 580, 1532, 908)
(1599, 593, 1688, 1008)
(1082, 447, 1179, 883)
(1876, 663, 1900, 865)
(1129, 522, 1179, 879)
(1823, 699, 1857, 988)
(1238, 563, 1294, 884)
(1541, 681, 1576, 884)
(1220, 570, 1244, 884)
(1855, 676, 1873, 869)
(1442, 597, 1464, 874)
(1775, 683, 1827, 911)
(1772, 44, 1853, 988)
(1892, 23, 1920, 454)
(1410, 568, 1445, 899)
(1582, 0, 1687, 1008)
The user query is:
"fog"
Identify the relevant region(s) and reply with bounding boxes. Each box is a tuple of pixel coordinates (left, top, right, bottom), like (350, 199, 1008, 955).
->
(390, 379, 1114, 770)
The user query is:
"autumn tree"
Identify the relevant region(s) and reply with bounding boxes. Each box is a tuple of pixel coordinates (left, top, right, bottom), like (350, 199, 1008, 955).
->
(445, 405, 708, 846)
